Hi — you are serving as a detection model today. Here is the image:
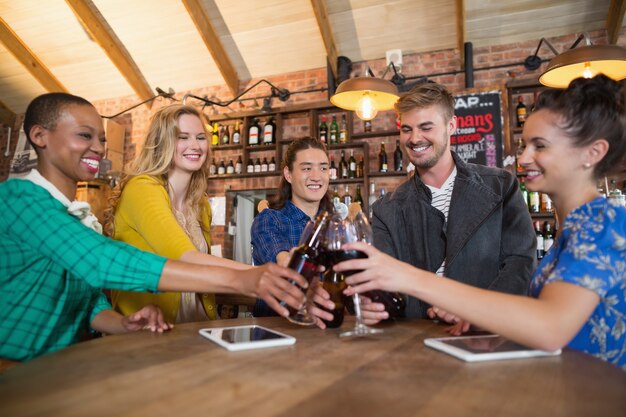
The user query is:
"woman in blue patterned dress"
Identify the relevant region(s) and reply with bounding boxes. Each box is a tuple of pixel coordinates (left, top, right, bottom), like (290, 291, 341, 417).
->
(335, 74, 626, 369)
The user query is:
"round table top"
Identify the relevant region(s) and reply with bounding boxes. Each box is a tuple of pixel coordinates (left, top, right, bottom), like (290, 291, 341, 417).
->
(1, 317, 625, 417)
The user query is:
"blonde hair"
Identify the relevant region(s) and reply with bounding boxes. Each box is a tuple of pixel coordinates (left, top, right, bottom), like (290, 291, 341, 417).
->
(105, 104, 211, 236)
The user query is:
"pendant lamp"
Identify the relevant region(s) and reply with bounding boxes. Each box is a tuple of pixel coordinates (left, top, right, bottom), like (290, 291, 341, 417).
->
(539, 43, 626, 88)
(330, 76, 399, 121)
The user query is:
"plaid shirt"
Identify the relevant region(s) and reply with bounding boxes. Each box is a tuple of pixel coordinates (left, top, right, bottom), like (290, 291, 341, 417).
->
(0, 179, 166, 361)
(250, 200, 312, 316)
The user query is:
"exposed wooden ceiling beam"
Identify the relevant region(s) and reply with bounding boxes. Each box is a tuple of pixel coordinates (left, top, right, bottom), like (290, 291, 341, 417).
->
(606, 0, 626, 44)
(311, 0, 338, 79)
(0, 99, 17, 127)
(65, 0, 153, 106)
(456, 0, 465, 68)
(182, 0, 239, 96)
(0, 16, 68, 93)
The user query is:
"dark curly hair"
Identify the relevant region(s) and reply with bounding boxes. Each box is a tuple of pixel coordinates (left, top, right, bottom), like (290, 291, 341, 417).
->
(534, 74, 626, 178)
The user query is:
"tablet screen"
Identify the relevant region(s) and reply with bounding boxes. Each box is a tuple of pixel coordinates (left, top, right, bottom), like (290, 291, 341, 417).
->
(219, 326, 286, 343)
(441, 335, 531, 354)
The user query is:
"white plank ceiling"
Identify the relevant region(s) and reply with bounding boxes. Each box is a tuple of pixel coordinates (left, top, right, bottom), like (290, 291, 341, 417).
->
(0, 0, 623, 119)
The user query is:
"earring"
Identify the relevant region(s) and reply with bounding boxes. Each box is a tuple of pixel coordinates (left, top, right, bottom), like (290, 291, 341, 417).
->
(584, 162, 591, 168)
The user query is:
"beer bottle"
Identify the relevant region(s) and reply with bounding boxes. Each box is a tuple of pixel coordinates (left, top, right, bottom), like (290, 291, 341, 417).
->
(535, 221, 545, 260)
(248, 118, 260, 146)
(332, 186, 341, 207)
(516, 96, 527, 127)
(263, 117, 275, 144)
(246, 158, 254, 174)
(212, 122, 219, 146)
(221, 125, 230, 145)
(254, 158, 261, 173)
(329, 115, 339, 144)
(519, 177, 529, 208)
(379, 144, 388, 173)
(339, 114, 348, 143)
(339, 150, 348, 179)
(269, 156, 276, 171)
(261, 157, 269, 172)
(321, 269, 346, 328)
(329, 155, 338, 180)
(342, 185, 352, 206)
(356, 156, 364, 178)
(235, 155, 243, 174)
(226, 159, 235, 174)
(348, 150, 357, 178)
(541, 193, 553, 213)
(283, 211, 331, 317)
(529, 190, 540, 213)
(209, 159, 217, 176)
(394, 139, 403, 171)
(354, 184, 363, 206)
(232, 121, 241, 144)
(217, 160, 226, 175)
(319, 115, 328, 143)
(543, 222, 554, 254)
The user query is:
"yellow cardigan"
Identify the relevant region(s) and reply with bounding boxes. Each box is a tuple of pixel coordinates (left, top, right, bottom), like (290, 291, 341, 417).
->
(110, 175, 217, 322)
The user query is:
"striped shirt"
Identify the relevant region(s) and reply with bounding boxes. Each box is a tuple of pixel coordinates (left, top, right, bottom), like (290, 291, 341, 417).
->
(0, 179, 166, 361)
(426, 167, 457, 276)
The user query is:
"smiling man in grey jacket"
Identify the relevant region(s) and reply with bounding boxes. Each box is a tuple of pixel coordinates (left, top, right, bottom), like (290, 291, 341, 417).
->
(370, 82, 535, 327)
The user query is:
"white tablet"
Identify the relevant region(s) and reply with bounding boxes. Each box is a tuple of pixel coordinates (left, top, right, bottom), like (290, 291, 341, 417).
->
(198, 325, 296, 351)
(424, 334, 561, 362)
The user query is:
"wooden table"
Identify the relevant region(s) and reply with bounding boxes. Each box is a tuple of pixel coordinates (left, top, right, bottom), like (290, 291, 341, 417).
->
(1, 318, 625, 417)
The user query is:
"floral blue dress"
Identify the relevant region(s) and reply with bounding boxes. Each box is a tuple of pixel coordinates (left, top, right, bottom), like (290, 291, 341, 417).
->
(530, 197, 626, 370)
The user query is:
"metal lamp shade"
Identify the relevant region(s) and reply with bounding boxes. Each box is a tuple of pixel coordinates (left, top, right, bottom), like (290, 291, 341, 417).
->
(539, 44, 626, 88)
(330, 77, 400, 111)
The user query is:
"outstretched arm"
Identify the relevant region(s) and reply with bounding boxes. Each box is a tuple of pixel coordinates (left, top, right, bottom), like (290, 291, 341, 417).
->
(337, 241, 599, 351)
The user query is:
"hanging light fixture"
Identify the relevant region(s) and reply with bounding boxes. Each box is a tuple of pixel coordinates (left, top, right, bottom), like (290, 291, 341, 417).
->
(330, 75, 399, 121)
(539, 35, 626, 88)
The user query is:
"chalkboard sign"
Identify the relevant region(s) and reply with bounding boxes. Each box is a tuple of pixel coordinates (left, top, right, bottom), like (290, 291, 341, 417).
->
(451, 90, 503, 167)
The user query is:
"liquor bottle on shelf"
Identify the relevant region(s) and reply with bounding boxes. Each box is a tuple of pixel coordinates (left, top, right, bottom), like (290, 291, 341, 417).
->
(269, 156, 276, 171)
(339, 150, 348, 179)
(254, 158, 261, 173)
(356, 156, 364, 178)
(246, 158, 254, 174)
(212, 122, 219, 146)
(235, 155, 243, 174)
(541, 193, 553, 213)
(515, 137, 525, 173)
(209, 159, 217, 176)
(368, 182, 377, 219)
(332, 186, 341, 206)
(221, 125, 230, 145)
(261, 157, 269, 172)
(248, 118, 260, 146)
(319, 115, 328, 143)
(226, 159, 235, 174)
(354, 184, 363, 206)
(342, 185, 352, 206)
(516, 96, 527, 128)
(232, 121, 241, 144)
(519, 177, 529, 208)
(329, 115, 339, 144)
(217, 160, 226, 175)
(379, 144, 388, 173)
(393, 139, 403, 171)
(535, 221, 545, 260)
(529, 190, 540, 213)
(364, 119, 372, 133)
(339, 114, 348, 143)
(348, 150, 357, 178)
(329, 155, 338, 180)
(543, 222, 554, 253)
(263, 117, 275, 144)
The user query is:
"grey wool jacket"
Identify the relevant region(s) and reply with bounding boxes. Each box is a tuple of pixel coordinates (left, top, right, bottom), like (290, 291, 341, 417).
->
(371, 152, 536, 318)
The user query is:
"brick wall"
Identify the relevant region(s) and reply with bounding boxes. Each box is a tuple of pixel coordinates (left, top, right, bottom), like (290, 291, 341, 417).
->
(1, 29, 624, 255)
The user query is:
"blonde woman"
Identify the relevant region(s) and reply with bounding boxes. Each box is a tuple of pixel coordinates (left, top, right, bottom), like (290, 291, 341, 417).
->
(107, 105, 250, 323)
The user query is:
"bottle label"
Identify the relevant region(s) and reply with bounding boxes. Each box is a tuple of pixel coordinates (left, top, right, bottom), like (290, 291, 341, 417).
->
(269, 163, 276, 171)
(381, 163, 388, 172)
(350, 162, 356, 171)
(263, 126, 273, 143)
(339, 132, 347, 142)
(330, 167, 337, 180)
(249, 127, 259, 145)
(544, 238, 554, 252)
(247, 165, 254, 173)
(233, 132, 240, 143)
(235, 163, 242, 174)
(218, 167, 225, 175)
(226, 166, 234, 174)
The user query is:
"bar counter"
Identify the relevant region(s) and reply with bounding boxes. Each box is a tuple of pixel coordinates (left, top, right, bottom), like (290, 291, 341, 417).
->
(1, 317, 624, 417)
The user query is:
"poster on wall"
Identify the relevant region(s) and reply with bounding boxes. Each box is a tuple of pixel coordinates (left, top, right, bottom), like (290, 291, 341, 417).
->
(9, 127, 38, 178)
(451, 90, 503, 168)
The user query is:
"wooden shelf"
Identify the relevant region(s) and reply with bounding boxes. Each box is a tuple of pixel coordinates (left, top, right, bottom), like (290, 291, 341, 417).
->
(211, 144, 243, 151)
(209, 172, 280, 180)
(351, 130, 399, 140)
(369, 171, 408, 178)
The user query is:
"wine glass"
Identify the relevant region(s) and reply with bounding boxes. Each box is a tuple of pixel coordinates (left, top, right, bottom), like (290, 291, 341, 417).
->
(323, 209, 383, 337)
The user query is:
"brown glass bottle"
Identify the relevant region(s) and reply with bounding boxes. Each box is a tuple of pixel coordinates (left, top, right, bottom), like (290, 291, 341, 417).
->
(321, 269, 346, 328)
